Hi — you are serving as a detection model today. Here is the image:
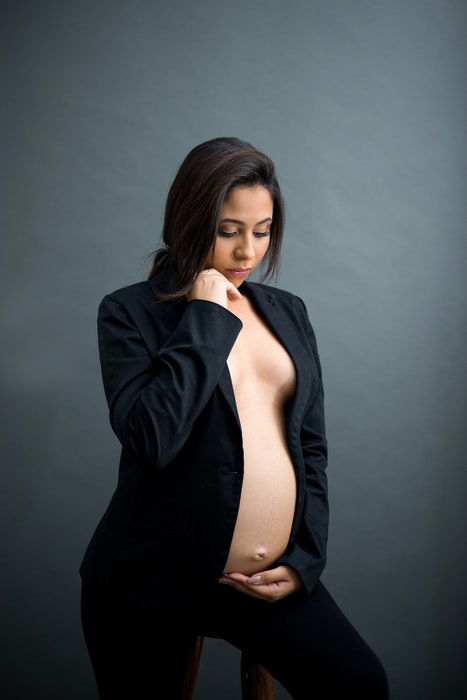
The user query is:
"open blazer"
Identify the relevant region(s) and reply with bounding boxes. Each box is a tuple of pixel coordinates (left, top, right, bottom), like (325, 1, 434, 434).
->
(79, 264, 328, 607)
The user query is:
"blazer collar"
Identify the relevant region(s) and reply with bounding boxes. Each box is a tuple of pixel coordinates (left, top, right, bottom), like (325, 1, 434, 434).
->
(149, 264, 312, 437)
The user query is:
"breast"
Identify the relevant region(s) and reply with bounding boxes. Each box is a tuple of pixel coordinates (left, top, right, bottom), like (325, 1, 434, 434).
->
(220, 297, 298, 577)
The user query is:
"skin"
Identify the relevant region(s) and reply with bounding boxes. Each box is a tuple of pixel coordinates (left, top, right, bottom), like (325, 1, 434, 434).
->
(204, 184, 273, 292)
(202, 185, 304, 603)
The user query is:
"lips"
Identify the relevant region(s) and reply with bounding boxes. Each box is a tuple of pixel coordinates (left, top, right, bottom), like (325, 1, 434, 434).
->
(226, 267, 251, 278)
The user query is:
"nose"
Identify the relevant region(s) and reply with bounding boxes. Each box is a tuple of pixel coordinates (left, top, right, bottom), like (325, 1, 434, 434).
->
(234, 233, 256, 260)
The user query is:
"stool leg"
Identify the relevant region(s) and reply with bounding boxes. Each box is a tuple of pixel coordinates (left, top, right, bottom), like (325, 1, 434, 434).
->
(181, 635, 205, 700)
(241, 651, 276, 700)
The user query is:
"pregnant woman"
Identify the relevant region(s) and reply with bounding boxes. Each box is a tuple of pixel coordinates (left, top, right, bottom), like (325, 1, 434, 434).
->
(79, 137, 389, 699)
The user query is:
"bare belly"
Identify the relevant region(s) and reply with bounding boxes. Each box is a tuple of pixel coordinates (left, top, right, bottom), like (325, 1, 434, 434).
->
(221, 295, 297, 576)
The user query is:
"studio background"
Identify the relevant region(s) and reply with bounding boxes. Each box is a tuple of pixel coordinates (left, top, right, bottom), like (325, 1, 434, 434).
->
(1, 1, 466, 698)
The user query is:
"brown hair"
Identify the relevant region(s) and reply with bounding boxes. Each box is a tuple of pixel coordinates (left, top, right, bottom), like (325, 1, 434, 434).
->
(145, 136, 286, 306)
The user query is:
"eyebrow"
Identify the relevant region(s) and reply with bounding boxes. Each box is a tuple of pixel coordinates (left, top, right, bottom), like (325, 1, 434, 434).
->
(219, 217, 273, 225)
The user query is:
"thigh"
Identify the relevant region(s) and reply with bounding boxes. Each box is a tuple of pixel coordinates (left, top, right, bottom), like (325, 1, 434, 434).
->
(80, 581, 197, 699)
(192, 579, 389, 700)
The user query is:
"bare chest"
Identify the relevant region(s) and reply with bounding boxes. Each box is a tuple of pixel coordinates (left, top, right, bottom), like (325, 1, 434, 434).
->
(226, 296, 296, 403)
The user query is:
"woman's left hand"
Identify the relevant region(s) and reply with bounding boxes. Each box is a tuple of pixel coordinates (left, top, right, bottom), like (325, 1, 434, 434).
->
(218, 565, 303, 603)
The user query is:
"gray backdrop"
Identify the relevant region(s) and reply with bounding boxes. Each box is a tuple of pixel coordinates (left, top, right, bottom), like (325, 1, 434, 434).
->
(2, 1, 466, 698)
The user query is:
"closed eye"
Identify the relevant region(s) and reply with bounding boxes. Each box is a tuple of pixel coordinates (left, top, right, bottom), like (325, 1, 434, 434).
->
(219, 231, 270, 238)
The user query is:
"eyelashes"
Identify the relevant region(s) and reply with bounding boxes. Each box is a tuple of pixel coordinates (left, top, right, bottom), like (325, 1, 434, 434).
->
(218, 231, 270, 238)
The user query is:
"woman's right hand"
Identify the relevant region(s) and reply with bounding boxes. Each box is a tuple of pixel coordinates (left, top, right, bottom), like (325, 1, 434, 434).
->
(186, 268, 243, 308)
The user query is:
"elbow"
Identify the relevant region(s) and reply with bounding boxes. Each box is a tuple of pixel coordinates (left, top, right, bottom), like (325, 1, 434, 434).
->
(123, 414, 160, 471)
(111, 399, 164, 473)
(121, 396, 186, 473)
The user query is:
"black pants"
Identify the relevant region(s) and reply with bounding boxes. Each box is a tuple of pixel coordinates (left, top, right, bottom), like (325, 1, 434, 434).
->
(81, 577, 389, 699)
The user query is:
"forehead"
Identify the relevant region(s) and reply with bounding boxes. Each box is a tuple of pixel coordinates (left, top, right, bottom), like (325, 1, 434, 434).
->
(221, 185, 273, 215)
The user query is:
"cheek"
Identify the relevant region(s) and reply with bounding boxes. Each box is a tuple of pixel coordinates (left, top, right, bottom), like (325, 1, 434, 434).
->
(213, 238, 232, 260)
(205, 240, 220, 266)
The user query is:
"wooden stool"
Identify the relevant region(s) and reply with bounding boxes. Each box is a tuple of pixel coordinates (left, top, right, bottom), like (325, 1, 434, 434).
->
(182, 629, 276, 699)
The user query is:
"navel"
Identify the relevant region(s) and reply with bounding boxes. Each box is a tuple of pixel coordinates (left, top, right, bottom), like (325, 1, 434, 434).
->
(253, 548, 267, 561)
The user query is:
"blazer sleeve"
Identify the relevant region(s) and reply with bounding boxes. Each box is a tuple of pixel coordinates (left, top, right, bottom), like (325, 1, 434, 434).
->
(275, 295, 329, 597)
(97, 294, 243, 472)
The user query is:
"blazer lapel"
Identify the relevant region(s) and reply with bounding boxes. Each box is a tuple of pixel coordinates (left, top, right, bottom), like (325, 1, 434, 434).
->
(149, 265, 312, 441)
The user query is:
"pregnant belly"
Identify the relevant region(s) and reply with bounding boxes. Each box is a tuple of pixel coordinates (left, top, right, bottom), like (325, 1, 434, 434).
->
(221, 325, 298, 577)
(221, 435, 297, 577)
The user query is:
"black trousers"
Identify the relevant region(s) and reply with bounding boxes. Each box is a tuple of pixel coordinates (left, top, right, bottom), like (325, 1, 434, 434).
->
(81, 576, 389, 699)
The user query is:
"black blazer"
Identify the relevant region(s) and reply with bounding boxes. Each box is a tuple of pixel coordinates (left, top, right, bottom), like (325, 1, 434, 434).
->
(79, 264, 328, 607)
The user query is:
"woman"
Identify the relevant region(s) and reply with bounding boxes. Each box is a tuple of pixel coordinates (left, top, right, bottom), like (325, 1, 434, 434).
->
(79, 137, 389, 698)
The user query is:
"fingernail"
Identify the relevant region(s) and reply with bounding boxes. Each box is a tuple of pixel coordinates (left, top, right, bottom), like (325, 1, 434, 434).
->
(248, 575, 261, 583)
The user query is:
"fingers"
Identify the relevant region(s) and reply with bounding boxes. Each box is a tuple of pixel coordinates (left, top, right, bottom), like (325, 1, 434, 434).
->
(190, 268, 242, 305)
(203, 269, 241, 301)
(219, 573, 264, 594)
(218, 573, 289, 602)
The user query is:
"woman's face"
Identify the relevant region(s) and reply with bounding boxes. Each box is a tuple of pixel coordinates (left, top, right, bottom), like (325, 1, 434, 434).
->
(204, 185, 273, 287)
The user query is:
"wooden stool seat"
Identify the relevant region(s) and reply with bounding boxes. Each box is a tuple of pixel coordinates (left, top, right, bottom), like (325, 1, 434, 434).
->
(182, 629, 276, 699)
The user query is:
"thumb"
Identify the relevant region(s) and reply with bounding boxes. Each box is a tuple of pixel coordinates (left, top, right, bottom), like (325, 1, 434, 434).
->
(247, 572, 268, 585)
(227, 283, 243, 300)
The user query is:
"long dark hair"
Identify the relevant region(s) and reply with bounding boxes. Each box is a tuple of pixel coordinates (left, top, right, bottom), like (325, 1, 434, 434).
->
(145, 136, 286, 306)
